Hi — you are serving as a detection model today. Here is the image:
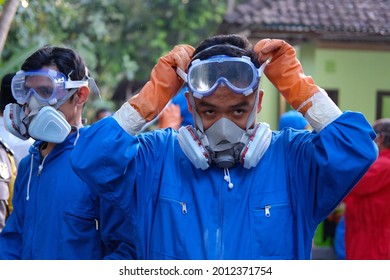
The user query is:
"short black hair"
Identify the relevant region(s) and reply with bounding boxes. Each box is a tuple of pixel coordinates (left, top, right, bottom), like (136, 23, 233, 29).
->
(374, 118, 390, 148)
(0, 73, 16, 112)
(191, 34, 260, 68)
(95, 107, 111, 117)
(21, 45, 87, 81)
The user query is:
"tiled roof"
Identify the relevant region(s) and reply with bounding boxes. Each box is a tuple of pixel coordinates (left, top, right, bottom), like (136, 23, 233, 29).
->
(220, 0, 390, 42)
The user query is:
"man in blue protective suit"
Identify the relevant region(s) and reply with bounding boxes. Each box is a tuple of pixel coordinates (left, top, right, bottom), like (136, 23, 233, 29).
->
(71, 34, 377, 259)
(0, 45, 134, 259)
(279, 110, 310, 130)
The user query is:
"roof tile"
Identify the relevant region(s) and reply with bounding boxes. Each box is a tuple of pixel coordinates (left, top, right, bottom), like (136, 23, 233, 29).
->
(221, 0, 390, 42)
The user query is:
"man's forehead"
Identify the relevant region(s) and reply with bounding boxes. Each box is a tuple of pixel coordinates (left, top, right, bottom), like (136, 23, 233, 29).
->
(195, 89, 255, 107)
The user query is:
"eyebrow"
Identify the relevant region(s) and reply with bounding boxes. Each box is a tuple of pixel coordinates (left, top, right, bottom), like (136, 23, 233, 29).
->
(198, 100, 217, 108)
(198, 100, 251, 109)
(231, 101, 251, 109)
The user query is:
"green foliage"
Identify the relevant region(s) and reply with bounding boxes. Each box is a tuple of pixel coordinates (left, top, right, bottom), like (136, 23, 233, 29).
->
(1, 0, 227, 111)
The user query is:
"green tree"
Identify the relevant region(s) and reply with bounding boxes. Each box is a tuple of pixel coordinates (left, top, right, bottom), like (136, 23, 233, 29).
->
(1, 0, 227, 109)
(0, 0, 19, 55)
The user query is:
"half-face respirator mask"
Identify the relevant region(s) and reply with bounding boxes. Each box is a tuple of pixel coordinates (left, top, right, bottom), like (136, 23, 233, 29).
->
(3, 68, 98, 143)
(176, 50, 272, 170)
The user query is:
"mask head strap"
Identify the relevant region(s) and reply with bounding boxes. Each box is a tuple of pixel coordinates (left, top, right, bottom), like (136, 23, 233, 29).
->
(191, 44, 248, 62)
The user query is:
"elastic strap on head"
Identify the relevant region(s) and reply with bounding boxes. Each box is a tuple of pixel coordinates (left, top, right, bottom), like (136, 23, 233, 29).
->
(85, 67, 101, 98)
(246, 89, 260, 130)
(191, 44, 247, 62)
(188, 93, 204, 133)
(52, 88, 79, 109)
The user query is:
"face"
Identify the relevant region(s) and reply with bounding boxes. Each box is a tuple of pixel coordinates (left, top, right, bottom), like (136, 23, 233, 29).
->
(374, 133, 384, 150)
(24, 75, 55, 100)
(187, 86, 263, 131)
(24, 66, 60, 116)
(26, 65, 89, 127)
(96, 110, 111, 121)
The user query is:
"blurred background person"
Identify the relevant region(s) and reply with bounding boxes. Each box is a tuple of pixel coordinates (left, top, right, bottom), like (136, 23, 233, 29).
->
(344, 118, 390, 259)
(0, 73, 34, 167)
(278, 109, 310, 130)
(333, 214, 346, 260)
(0, 73, 33, 233)
(94, 107, 112, 123)
(0, 137, 16, 232)
(158, 86, 194, 130)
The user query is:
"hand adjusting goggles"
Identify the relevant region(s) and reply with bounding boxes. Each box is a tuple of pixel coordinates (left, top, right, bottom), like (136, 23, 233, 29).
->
(11, 68, 89, 106)
(177, 55, 266, 99)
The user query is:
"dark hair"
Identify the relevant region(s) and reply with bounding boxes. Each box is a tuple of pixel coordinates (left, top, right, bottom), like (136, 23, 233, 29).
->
(95, 107, 111, 117)
(21, 45, 87, 81)
(0, 73, 16, 112)
(374, 118, 390, 148)
(191, 34, 260, 68)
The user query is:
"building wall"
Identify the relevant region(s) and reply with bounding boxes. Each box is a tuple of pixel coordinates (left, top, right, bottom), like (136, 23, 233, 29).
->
(315, 46, 390, 124)
(256, 42, 390, 129)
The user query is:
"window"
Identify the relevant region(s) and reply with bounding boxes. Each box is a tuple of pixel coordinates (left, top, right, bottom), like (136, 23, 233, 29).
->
(376, 91, 390, 119)
(280, 89, 339, 113)
(326, 89, 339, 105)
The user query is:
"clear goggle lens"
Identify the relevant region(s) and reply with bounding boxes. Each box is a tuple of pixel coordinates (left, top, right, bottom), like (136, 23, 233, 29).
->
(11, 68, 88, 105)
(186, 55, 265, 99)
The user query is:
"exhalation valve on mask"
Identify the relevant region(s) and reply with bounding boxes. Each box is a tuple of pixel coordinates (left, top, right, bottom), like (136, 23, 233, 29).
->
(207, 143, 245, 169)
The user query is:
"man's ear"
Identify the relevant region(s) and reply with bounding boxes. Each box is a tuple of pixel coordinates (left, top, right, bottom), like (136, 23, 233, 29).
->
(76, 86, 90, 105)
(257, 89, 264, 113)
(185, 91, 194, 113)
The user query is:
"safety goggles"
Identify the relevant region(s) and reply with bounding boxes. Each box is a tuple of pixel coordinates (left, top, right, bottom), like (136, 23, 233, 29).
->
(11, 68, 88, 105)
(177, 55, 266, 99)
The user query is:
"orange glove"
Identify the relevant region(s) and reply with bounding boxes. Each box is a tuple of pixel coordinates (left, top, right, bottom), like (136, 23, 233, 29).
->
(129, 45, 194, 122)
(254, 39, 320, 115)
(158, 104, 183, 130)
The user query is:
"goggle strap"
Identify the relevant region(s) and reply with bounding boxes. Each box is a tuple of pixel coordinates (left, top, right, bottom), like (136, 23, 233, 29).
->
(258, 61, 267, 76)
(52, 88, 78, 109)
(87, 77, 101, 98)
(246, 90, 260, 130)
(65, 80, 88, 89)
(243, 89, 254, 96)
(188, 94, 204, 132)
(191, 45, 247, 61)
(193, 92, 204, 99)
(176, 68, 187, 83)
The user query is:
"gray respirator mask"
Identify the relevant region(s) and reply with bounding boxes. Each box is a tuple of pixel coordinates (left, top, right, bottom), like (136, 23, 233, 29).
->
(177, 49, 271, 170)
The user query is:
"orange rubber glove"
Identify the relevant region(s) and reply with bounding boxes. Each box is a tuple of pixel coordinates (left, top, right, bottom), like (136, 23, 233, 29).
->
(254, 39, 321, 115)
(158, 104, 183, 130)
(129, 45, 194, 122)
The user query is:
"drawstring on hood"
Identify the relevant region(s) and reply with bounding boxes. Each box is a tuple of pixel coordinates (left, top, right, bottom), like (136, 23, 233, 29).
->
(26, 155, 34, 201)
(72, 126, 81, 145)
(224, 168, 234, 189)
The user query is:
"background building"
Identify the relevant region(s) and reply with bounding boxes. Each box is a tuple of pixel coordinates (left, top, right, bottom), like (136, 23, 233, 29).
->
(219, 0, 390, 129)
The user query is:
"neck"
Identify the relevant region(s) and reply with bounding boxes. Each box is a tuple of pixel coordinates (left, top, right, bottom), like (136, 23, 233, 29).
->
(40, 142, 55, 157)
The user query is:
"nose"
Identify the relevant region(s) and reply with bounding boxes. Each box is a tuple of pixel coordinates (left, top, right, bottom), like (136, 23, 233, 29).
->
(24, 88, 36, 103)
(25, 92, 44, 116)
(25, 106, 31, 115)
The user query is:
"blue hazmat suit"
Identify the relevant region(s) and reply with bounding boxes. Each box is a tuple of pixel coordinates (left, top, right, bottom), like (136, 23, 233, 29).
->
(70, 111, 377, 259)
(0, 127, 135, 259)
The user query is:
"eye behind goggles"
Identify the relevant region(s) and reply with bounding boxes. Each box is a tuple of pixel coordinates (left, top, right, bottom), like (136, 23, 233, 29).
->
(11, 68, 88, 105)
(181, 55, 266, 99)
